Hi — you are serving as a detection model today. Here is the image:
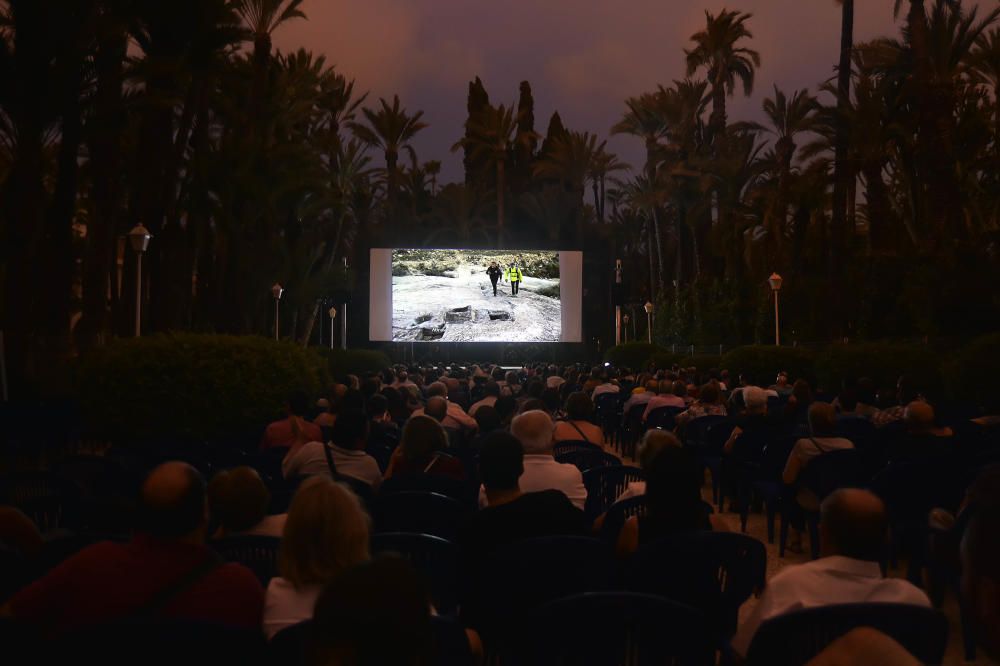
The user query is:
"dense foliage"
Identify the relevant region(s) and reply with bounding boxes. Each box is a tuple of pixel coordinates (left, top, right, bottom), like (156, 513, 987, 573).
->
(76, 333, 330, 443)
(944, 333, 1000, 411)
(814, 343, 943, 397)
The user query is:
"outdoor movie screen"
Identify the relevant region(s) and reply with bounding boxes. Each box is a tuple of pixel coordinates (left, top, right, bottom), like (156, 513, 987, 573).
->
(369, 248, 583, 343)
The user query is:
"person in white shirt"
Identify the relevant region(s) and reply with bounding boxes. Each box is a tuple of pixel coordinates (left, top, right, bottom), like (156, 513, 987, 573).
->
(410, 381, 478, 433)
(732, 488, 930, 656)
(621, 380, 660, 416)
(326, 410, 382, 490)
(481, 410, 587, 510)
(263, 476, 370, 640)
(641, 380, 687, 421)
(591, 380, 621, 399)
(469, 382, 501, 416)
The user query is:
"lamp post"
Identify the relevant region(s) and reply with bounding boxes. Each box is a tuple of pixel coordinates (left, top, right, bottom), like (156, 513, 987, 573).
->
(644, 301, 654, 344)
(128, 223, 152, 337)
(328, 306, 337, 350)
(271, 283, 283, 340)
(768, 272, 783, 346)
(622, 314, 630, 343)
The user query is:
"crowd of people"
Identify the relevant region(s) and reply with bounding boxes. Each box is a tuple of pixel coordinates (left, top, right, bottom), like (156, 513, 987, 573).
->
(1, 359, 998, 664)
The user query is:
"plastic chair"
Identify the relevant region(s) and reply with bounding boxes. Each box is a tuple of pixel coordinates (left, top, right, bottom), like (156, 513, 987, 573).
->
(512, 592, 715, 666)
(745, 602, 948, 666)
(583, 465, 644, 519)
(211, 535, 281, 586)
(598, 495, 648, 545)
(645, 406, 682, 431)
(620, 403, 647, 459)
(625, 531, 766, 638)
(594, 392, 624, 446)
(552, 439, 602, 457)
(371, 532, 460, 614)
(468, 536, 614, 650)
(554, 448, 621, 473)
(0, 472, 79, 532)
(683, 415, 729, 448)
(374, 491, 466, 541)
(740, 437, 796, 542)
(380, 473, 469, 505)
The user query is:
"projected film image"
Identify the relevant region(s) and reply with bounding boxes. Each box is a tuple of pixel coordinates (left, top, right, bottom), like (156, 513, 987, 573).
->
(392, 249, 560, 342)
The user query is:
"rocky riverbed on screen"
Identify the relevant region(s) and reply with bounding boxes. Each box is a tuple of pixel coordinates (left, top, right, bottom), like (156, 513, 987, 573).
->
(392, 263, 561, 342)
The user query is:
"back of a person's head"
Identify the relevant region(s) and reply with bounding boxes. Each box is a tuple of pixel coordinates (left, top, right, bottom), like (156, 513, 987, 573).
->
(511, 409, 555, 454)
(645, 379, 660, 394)
(424, 396, 448, 422)
(401, 414, 448, 461)
(332, 409, 370, 450)
(564, 391, 593, 421)
(505, 370, 519, 385)
(474, 405, 502, 434)
(792, 379, 813, 405)
(426, 381, 447, 398)
(743, 386, 767, 414)
(857, 377, 877, 405)
(366, 393, 388, 419)
(658, 379, 673, 395)
(896, 375, 919, 405)
(340, 389, 365, 413)
(699, 382, 721, 404)
(484, 381, 501, 398)
(139, 462, 207, 540)
(208, 466, 270, 533)
(311, 556, 433, 666)
(541, 388, 561, 414)
(637, 429, 681, 470)
(903, 401, 935, 434)
(808, 402, 838, 436)
(289, 390, 311, 417)
(494, 395, 517, 423)
(838, 388, 859, 412)
(519, 398, 548, 414)
(672, 380, 687, 398)
(479, 431, 524, 492)
(961, 466, 1000, 658)
(526, 379, 544, 399)
(644, 446, 704, 529)
(820, 488, 887, 562)
(279, 477, 370, 590)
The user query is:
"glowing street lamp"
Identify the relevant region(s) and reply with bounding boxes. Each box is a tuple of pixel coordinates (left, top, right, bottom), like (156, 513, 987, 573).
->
(328, 306, 337, 349)
(644, 301, 654, 344)
(768, 273, 783, 346)
(271, 283, 284, 340)
(128, 223, 152, 337)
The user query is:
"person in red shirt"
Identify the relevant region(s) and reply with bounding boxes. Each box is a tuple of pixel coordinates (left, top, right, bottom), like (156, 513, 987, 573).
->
(0, 462, 264, 636)
(260, 391, 323, 451)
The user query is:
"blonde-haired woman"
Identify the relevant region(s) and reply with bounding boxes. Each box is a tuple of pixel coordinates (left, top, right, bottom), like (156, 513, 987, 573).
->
(262, 476, 370, 639)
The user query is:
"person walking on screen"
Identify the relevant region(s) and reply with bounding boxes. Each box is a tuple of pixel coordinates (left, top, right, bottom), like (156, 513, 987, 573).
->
(487, 261, 503, 297)
(508, 262, 523, 296)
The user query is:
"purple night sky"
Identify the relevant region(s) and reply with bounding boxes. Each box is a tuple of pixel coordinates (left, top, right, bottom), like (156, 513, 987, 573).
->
(275, 1, 990, 182)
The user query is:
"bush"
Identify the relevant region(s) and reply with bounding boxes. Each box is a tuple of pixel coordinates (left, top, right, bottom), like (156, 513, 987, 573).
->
(76, 333, 330, 444)
(534, 284, 560, 299)
(815, 343, 942, 397)
(944, 333, 1000, 411)
(316, 348, 392, 380)
(720, 346, 817, 386)
(604, 342, 662, 370)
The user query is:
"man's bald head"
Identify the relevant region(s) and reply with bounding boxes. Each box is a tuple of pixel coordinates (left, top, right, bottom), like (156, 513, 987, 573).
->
(820, 488, 887, 562)
(903, 401, 935, 434)
(511, 410, 555, 454)
(140, 462, 208, 540)
(425, 396, 448, 422)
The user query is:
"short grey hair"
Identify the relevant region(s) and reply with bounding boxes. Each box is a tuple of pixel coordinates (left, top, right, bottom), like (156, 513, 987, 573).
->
(743, 386, 767, 412)
(511, 410, 555, 454)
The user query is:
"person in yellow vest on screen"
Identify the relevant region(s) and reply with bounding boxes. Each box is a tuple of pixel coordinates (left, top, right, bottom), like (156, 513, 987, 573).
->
(507, 263, 523, 296)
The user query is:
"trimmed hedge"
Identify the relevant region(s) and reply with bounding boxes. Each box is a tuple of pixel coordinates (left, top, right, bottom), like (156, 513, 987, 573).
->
(77, 333, 331, 443)
(815, 343, 942, 397)
(944, 333, 1000, 411)
(316, 348, 392, 380)
(720, 346, 818, 385)
(604, 342, 661, 370)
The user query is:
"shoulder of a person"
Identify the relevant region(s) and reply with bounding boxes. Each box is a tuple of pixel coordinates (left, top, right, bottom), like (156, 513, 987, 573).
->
(217, 561, 265, 591)
(878, 577, 932, 606)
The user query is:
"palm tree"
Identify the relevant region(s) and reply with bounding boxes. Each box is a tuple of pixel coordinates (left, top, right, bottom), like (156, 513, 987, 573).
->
(423, 159, 442, 195)
(831, 0, 854, 273)
(451, 103, 535, 244)
(684, 9, 761, 146)
(970, 28, 1000, 146)
(588, 147, 629, 223)
(349, 95, 428, 220)
(237, 0, 305, 92)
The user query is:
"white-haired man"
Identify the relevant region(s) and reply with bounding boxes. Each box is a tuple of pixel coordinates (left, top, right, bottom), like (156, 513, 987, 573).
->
(478, 410, 587, 510)
(411, 381, 478, 433)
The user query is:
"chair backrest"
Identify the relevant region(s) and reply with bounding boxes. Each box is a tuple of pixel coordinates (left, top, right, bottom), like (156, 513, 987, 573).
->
(0, 472, 78, 532)
(683, 415, 729, 447)
(646, 406, 682, 431)
(370, 532, 460, 614)
(334, 474, 375, 512)
(583, 465, 644, 518)
(211, 535, 281, 586)
(798, 448, 866, 501)
(703, 420, 736, 455)
(598, 495, 648, 544)
(252, 447, 291, 484)
(746, 602, 948, 666)
(554, 448, 621, 473)
(552, 440, 602, 457)
(869, 460, 962, 523)
(624, 403, 646, 434)
(380, 473, 468, 504)
(626, 531, 767, 637)
(472, 536, 614, 647)
(514, 592, 715, 666)
(374, 491, 466, 540)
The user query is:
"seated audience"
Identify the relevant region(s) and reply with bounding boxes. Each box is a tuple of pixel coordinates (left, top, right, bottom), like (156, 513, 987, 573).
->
(783, 379, 814, 425)
(460, 432, 587, 572)
(263, 476, 370, 640)
(615, 429, 681, 503)
(260, 390, 323, 451)
(871, 375, 921, 428)
(281, 414, 332, 481)
(770, 371, 793, 397)
(961, 472, 1000, 659)
(2, 462, 264, 635)
(314, 397, 336, 428)
(616, 445, 728, 556)
(208, 466, 285, 539)
(0, 506, 43, 557)
(410, 381, 478, 433)
(675, 381, 728, 426)
(385, 415, 465, 481)
(886, 401, 954, 462)
(483, 410, 586, 510)
(642, 380, 687, 421)
(468, 381, 500, 416)
(732, 488, 930, 656)
(591, 370, 621, 398)
(622, 379, 660, 414)
(326, 410, 383, 489)
(366, 393, 399, 440)
(783, 402, 855, 487)
(724, 386, 773, 460)
(472, 405, 502, 438)
(553, 392, 604, 445)
(494, 395, 518, 428)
